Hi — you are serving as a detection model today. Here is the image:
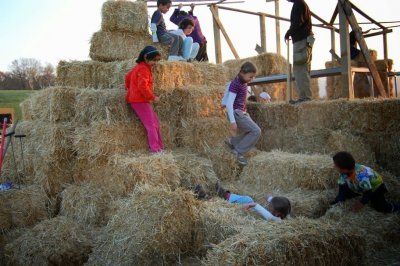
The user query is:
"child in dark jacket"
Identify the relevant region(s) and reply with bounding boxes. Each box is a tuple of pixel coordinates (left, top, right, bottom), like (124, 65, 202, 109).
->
(331, 151, 399, 213)
(125, 46, 164, 153)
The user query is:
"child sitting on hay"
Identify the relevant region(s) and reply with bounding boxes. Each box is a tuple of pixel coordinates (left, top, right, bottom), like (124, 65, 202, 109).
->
(170, 18, 199, 61)
(195, 183, 291, 221)
(151, 0, 185, 61)
(331, 151, 400, 213)
(125, 46, 164, 153)
(221, 62, 261, 166)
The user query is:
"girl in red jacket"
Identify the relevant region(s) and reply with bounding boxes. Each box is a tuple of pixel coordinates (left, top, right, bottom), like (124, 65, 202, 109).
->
(125, 46, 164, 153)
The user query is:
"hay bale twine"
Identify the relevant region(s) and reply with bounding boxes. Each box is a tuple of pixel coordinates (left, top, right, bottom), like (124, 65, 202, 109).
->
(60, 183, 115, 227)
(202, 217, 366, 265)
(239, 151, 337, 191)
(0, 186, 51, 231)
(86, 185, 200, 265)
(101, 0, 148, 33)
(4, 216, 93, 266)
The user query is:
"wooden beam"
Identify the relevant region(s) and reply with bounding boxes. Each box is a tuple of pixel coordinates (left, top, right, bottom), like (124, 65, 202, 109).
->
(147, 1, 244, 7)
(329, 4, 339, 25)
(210, 4, 240, 59)
(259, 14, 267, 52)
(350, 2, 385, 28)
(339, 0, 387, 97)
(210, 5, 222, 63)
(338, 1, 353, 99)
(274, 0, 281, 55)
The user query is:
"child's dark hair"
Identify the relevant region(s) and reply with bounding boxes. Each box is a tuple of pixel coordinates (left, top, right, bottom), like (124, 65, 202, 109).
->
(247, 95, 257, 102)
(157, 0, 171, 6)
(271, 196, 291, 219)
(333, 151, 356, 170)
(179, 10, 188, 16)
(179, 18, 194, 30)
(240, 61, 257, 74)
(136, 46, 161, 63)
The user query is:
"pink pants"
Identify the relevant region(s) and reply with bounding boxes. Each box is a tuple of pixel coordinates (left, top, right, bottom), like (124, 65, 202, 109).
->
(130, 103, 164, 152)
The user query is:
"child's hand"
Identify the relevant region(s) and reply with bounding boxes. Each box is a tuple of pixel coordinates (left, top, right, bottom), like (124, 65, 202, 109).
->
(230, 122, 237, 133)
(190, 3, 195, 10)
(351, 201, 365, 212)
(153, 96, 160, 103)
(178, 3, 183, 9)
(242, 202, 256, 211)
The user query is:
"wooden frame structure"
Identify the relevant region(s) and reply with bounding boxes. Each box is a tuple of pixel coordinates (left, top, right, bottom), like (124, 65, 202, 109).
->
(210, 0, 394, 99)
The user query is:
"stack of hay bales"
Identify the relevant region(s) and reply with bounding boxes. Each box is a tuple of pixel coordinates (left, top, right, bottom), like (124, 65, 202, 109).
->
(248, 98, 400, 174)
(90, 0, 168, 61)
(326, 58, 394, 99)
(223, 53, 319, 101)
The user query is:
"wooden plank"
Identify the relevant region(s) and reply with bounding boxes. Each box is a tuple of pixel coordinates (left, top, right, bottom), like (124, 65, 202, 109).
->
(210, 5, 222, 64)
(249, 67, 370, 85)
(147, 1, 244, 7)
(259, 14, 267, 52)
(329, 4, 338, 25)
(338, 1, 353, 99)
(274, 0, 281, 55)
(338, 0, 387, 97)
(210, 5, 240, 59)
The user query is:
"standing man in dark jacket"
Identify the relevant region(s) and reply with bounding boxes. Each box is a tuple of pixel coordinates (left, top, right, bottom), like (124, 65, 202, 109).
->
(170, 3, 208, 62)
(284, 0, 314, 104)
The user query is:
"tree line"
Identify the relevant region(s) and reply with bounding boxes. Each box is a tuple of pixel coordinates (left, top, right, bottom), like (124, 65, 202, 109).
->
(0, 58, 56, 90)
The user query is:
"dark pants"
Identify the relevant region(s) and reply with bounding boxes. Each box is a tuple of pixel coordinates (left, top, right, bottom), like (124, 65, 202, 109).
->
(195, 42, 208, 62)
(335, 184, 399, 213)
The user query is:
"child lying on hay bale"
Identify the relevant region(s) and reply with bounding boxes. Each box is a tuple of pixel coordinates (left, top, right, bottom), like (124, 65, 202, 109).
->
(331, 151, 400, 213)
(195, 182, 291, 221)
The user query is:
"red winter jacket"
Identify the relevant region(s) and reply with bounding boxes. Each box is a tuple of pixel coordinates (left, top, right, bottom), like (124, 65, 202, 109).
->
(125, 62, 155, 103)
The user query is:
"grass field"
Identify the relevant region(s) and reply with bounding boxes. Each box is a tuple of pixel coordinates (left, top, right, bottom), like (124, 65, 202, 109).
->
(0, 90, 35, 121)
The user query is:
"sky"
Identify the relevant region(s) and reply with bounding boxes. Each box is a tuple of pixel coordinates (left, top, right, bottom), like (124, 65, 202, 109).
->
(0, 0, 399, 74)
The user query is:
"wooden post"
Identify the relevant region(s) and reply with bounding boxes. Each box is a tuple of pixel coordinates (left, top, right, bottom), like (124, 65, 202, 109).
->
(211, 5, 222, 64)
(260, 14, 267, 52)
(383, 32, 388, 61)
(210, 5, 240, 59)
(331, 29, 336, 62)
(338, 0, 386, 97)
(275, 0, 281, 55)
(338, 2, 353, 99)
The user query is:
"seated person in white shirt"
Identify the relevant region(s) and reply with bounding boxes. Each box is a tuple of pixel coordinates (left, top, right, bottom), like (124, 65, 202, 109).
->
(170, 18, 199, 61)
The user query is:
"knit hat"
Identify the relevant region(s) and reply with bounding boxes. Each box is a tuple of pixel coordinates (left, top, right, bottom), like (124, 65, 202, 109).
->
(143, 45, 159, 56)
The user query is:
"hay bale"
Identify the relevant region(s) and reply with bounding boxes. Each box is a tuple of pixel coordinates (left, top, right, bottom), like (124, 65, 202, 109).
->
(322, 204, 400, 265)
(202, 217, 365, 265)
(5, 216, 93, 266)
(101, 0, 148, 33)
(60, 183, 115, 227)
(175, 85, 225, 118)
(74, 88, 134, 125)
(195, 199, 259, 255)
(89, 30, 153, 62)
(86, 185, 200, 265)
(19, 86, 77, 122)
(205, 143, 260, 181)
(173, 149, 219, 193)
(0, 185, 50, 231)
(326, 130, 375, 166)
(179, 117, 230, 155)
(74, 121, 175, 161)
(74, 152, 182, 197)
(1, 121, 74, 196)
(56, 59, 136, 89)
(238, 151, 337, 191)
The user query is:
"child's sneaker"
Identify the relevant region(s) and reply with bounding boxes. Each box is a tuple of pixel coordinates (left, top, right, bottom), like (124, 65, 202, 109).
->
(237, 155, 248, 166)
(194, 184, 209, 200)
(224, 138, 234, 150)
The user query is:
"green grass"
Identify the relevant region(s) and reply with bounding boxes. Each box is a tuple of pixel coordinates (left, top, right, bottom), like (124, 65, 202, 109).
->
(0, 90, 35, 121)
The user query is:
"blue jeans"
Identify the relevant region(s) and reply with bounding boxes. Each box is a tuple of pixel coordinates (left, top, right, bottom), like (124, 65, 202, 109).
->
(182, 37, 200, 60)
(228, 193, 254, 204)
